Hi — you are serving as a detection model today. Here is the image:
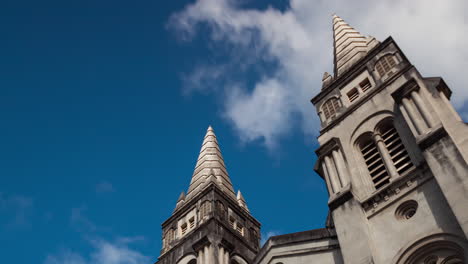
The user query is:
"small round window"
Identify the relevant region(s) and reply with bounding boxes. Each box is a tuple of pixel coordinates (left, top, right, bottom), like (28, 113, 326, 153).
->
(395, 200, 418, 220)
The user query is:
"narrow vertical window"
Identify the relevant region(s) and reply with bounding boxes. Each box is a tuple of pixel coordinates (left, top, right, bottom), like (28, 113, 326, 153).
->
(216, 201, 225, 218)
(181, 223, 187, 235)
(379, 123, 414, 175)
(249, 228, 258, 244)
(200, 201, 211, 218)
(229, 216, 235, 229)
(359, 135, 390, 189)
(189, 217, 195, 229)
(236, 223, 244, 236)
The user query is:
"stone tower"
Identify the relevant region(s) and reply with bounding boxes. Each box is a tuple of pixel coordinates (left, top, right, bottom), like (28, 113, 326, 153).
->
(155, 126, 261, 264)
(311, 15, 468, 263)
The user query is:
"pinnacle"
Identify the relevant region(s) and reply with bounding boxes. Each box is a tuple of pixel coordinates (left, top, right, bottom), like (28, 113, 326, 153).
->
(332, 14, 379, 77)
(185, 126, 236, 201)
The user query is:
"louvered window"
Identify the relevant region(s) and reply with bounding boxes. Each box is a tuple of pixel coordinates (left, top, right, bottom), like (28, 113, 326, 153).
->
(249, 228, 258, 244)
(379, 124, 414, 175)
(360, 78, 372, 92)
(347, 88, 359, 102)
(360, 136, 390, 190)
(165, 228, 175, 246)
(322, 97, 341, 120)
(181, 223, 187, 235)
(189, 217, 195, 229)
(216, 201, 225, 218)
(236, 224, 244, 236)
(200, 201, 211, 218)
(229, 216, 235, 229)
(375, 55, 397, 77)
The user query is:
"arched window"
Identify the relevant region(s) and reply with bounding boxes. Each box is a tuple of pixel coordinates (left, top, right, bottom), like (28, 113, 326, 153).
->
(216, 200, 225, 218)
(249, 228, 258, 244)
(375, 54, 397, 77)
(200, 201, 211, 218)
(359, 133, 389, 190)
(377, 122, 414, 176)
(396, 236, 465, 264)
(322, 97, 341, 121)
(358, 120, 414, 190)
(164, 228, 175, 249)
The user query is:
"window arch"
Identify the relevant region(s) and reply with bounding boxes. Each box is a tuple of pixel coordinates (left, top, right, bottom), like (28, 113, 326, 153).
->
(200, 201, 211, 218)
(357, 120, 414, 190)
(163, 228, 175, 249)
(375, 54, 397, 77)
(395, 234, 467, 264)
(322, 97, 341, 121)
(216, 200, 225, 218)
(249, 227, 259, 245)
(358, 133, 390, 190)
(377, 122, 414, 176)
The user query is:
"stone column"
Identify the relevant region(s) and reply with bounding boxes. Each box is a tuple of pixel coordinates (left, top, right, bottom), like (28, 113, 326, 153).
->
(224, 250, 229, 264)
(399, 104, 417, 135)
(411, 91, 436, 128)
(402, 97, 425, 135)
(198, 249, 204, 264)
(373, 133, 398, 178)
(439, 90, 462, 122)
(324, 155, 340, 193)
(322, 162, 335, 194)
(332, 149, 347, 187)
(218, 247, 224, 264)
(204, 245, 211, 264)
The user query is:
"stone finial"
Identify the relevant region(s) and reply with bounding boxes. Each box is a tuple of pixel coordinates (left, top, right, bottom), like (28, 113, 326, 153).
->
(174, 191, 186, 211)
(237, 190, 249, 212)
(322, 72, 333, 89)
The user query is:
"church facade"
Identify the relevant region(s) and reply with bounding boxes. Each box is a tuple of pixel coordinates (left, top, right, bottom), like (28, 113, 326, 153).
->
(155, 15, 468, 264)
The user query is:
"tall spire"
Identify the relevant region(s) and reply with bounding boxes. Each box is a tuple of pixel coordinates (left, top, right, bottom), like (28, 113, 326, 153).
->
(185, 126, 236, 201)
(332, 14, 379, 77)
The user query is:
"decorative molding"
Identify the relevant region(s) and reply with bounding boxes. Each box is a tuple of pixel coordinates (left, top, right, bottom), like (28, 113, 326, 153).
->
(391, 79, 420, 103)
(362, 166, 431, 218)
(192, 236, 211, 252)
(315, 137, 341, 157)
(416, 125, 447, 150)
(318, 64, 413, 135)
(328, 186, 353, 211)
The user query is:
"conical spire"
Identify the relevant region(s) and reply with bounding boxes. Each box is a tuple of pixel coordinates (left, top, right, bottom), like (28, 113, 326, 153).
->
(186, 126, 236, 200)
(332, 14, 379, 77)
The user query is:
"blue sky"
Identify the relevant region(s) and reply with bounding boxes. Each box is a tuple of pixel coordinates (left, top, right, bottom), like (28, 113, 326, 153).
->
(1, 0, 467, 263)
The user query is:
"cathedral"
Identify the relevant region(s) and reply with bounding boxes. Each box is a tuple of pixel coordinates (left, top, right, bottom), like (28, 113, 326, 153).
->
(155, 15, 468, 264)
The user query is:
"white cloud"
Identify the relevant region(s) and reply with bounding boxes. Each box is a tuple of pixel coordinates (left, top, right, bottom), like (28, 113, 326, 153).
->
(95, 181, 116, 194)
(45, 237, 150, 264)
(169, 0, 468, 148)
(0, 192, 33, 228)
(71, 206, 97, 232)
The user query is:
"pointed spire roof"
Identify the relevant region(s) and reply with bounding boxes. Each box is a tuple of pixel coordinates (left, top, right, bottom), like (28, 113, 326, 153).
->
(186, 126, 236, 200)
(332, 14, 379, 77)
(237, 190, 249, 212)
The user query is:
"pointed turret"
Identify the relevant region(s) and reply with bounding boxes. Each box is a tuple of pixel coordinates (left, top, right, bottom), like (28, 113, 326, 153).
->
(237, 190, 249, 212)
(185, 126, 236, 201)
(332, 14, 379, 77)
(174, 191, 186, 211)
